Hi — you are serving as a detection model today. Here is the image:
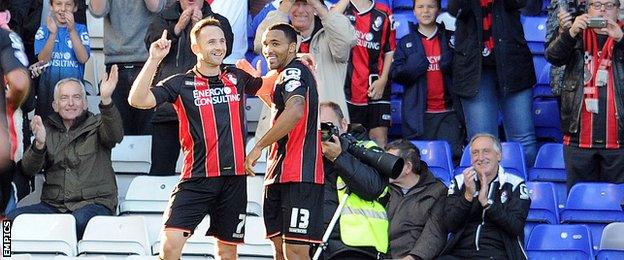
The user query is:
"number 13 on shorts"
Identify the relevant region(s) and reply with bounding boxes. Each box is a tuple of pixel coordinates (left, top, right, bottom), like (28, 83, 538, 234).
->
(290, 207, 310, 231)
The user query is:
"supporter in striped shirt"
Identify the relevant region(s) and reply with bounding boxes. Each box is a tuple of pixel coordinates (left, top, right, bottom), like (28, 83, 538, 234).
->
(128, 18, 263, 260)
(343, 0, 396, 147)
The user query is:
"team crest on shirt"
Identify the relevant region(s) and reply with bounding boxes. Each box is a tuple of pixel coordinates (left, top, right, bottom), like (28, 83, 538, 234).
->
(66, 38, 73, 49)
(500, 190, 508, 204)
(35, 28, 45, 40)
(226, 73, 238, 85)
(346, 14, 356, 22)
(372, 16, 383, 31)
(80, 31, 90, 46)
(406, 42, 412, 48)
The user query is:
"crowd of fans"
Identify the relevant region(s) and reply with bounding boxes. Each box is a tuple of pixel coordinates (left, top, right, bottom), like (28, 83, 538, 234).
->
(0, 0, 623, 259)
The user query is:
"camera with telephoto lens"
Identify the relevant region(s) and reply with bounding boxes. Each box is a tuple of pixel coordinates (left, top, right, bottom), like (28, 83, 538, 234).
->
(320, 122, 404, 179)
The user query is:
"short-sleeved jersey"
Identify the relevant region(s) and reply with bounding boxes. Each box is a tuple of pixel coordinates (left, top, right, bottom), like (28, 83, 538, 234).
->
(266, 59, 324, 185)
(344, 1, 396, 105)
(152, 68, 262, 179)
(1, 29, 29, 161)
(34, 24, 91, 81)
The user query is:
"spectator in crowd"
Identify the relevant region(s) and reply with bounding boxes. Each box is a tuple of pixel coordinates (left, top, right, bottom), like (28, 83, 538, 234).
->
(129, 19, 263, 260)
(545, 0, 624, 189)
(448, 0, 538, 166)
(439, 133, 530, 260)
(0, 27, 31, 214)
(245, 23, 325, 260)
(32, 0, 90, 118)
(144, 0, 233, 175)
(208, 0, 248, 64)
(6, 69, 123, 239)
(390, 0, 463, 163)
(319, 101, 388, 259)
(343, 0, 395, 147)
(545, 0, 565, 98)
(253, 0, 355, 126)
(384, 139, 447, 260)
(89, 0, 166, 135)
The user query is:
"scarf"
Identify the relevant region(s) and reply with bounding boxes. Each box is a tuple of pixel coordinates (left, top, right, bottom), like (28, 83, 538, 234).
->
(480, 0, 494, 56)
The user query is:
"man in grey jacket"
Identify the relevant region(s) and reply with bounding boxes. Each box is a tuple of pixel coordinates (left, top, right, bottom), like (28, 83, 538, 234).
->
(384, 140, 447, 260)
(7, 67, 123, 239)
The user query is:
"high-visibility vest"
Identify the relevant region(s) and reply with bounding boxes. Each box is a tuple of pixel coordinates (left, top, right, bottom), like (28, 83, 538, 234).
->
(336, 141, 389, 253)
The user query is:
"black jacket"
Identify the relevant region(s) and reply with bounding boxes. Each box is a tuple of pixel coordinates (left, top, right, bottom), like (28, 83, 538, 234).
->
(545, 30, 624, 139)
(384, 166, 447, 260)
(447, 0, 536, 97)
(442, 167, 531, 260)
(390, 23, 455, 138)
(144, 2, 233, 122)
(323, 147, 388, 259)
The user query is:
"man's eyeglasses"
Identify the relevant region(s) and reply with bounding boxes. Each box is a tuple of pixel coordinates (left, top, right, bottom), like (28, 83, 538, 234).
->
(589, 2, 620, 10)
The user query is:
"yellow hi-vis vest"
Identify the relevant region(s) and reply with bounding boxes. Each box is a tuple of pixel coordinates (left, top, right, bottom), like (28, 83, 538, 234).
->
(336, 141, 389, 253)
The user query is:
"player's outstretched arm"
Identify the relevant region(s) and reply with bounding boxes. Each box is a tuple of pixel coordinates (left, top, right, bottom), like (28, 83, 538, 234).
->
(128, 30, 171, 109)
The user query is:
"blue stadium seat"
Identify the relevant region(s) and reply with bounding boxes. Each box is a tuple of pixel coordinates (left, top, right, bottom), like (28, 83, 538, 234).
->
(525, 182, 560, 245)
(561, 183, 624, 251)
(529, 143, 567, 209)
(521, 16, 548, 54)
(533, 84, 555, 98)
(526, 182, 560, 224)
(391, 83, 404, 96)
(455, 142, 527, 180)
(527, 224, 594, 259)
(533, 55, 551, 86)
(529, 143, 566, 182)
(598, 251, 624, 260)
(411, 140, 453, 186)
(250, 54, 269, 76)
(392, 0, 413, 10)
(389, 98, 402, 137)
(533, 97, 563, 142)
(393, 11, 417, 40)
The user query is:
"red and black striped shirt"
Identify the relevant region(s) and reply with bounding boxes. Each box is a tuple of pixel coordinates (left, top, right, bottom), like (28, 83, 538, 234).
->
(564, 34, 620, 149)
(266, 59, 324, 185)
(152, 68, 262, 179)
(344, 1, 396, 105)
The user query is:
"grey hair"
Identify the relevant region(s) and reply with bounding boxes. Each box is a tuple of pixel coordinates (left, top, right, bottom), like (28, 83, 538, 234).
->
(53, 78, 87, 103)
(469, 133, 502, 155)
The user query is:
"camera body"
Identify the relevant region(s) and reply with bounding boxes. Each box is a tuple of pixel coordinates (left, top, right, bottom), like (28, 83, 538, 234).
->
(588, 17, 608, 28)
(320, 122, 404, 179)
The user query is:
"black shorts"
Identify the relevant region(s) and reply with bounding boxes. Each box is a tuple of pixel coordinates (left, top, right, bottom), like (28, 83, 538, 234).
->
(348, 102, 392, 129)
(164, 176, 247, 243)
(263, 182, 324, 244)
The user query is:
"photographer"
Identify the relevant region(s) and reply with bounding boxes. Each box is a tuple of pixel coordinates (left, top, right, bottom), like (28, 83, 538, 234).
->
(319, 101, 389, 259)
(438, 134, 530, 260)
(545, 0, 624, 189)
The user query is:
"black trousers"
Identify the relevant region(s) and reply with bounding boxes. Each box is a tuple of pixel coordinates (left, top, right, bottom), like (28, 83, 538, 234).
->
(149, 120, 180, 175)
(563, 145, 624, 191)
(106, 64, 153, 135)
(422, 111, 465, 165)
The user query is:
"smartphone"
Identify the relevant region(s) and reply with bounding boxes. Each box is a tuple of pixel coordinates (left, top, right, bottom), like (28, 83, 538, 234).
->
(588, 17, 607, 28)
(369, 74, 380, 87)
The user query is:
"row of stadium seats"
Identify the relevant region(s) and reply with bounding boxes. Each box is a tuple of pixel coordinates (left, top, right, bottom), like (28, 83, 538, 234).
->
(526, 223, 624, 259)
(525, 182, 624, 251)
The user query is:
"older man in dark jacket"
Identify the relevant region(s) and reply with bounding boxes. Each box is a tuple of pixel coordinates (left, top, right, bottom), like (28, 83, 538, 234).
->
(384, 139, 447, 260)
(7, 67, 123, 239)
(438, 134, 530, 260)
(143, 0, 233, 175)
(545, 1, 624, 188)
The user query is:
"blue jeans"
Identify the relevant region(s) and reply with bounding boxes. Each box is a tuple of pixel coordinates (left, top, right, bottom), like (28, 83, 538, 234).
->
(461, 67, 538, 166)
(6, 202, 112, 239)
